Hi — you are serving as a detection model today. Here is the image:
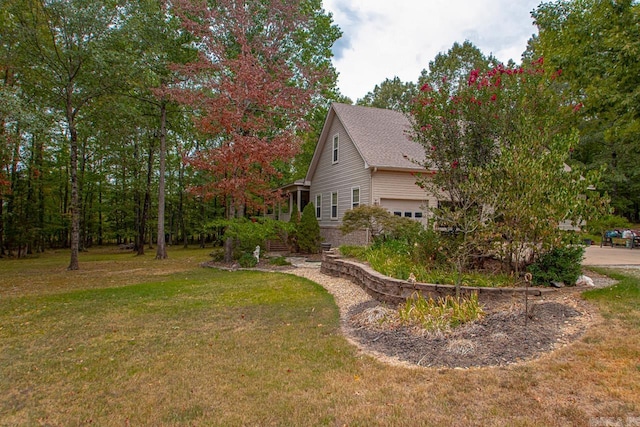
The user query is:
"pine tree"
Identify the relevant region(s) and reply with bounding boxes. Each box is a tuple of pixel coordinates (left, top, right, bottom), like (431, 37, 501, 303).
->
(297, 203, 321, 254)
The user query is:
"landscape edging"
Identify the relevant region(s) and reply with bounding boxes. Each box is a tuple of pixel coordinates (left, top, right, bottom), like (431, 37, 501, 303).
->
(320, 253, 557, 305)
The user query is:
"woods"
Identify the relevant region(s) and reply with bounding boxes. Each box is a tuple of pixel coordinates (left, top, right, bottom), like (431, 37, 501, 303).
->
(0, 0, 340, 264)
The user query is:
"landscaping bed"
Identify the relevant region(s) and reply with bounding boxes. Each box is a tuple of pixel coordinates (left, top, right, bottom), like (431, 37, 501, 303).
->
(346, 292, 596, 368)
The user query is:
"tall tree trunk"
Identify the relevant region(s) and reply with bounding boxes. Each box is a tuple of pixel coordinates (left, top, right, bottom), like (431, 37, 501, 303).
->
(67, 110, 80, 270)
(179, 163, 187, 249)
(133, 138, 142, 252)
(223, 201, 235, 262)
(98, 163, 103, 246)
(138, 141, 154, 256)
(36, 136, 45, 253)
(156, 102, 168, 259)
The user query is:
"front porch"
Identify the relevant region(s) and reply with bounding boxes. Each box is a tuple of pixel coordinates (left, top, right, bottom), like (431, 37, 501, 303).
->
(273, 179, 310, 222)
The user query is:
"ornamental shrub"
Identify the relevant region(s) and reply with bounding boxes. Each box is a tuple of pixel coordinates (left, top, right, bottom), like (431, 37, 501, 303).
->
(398, 292, 485, 332)
(238, 252, 258, 268)
(297, 203, 321, 253)
(528, 246, 585, 286)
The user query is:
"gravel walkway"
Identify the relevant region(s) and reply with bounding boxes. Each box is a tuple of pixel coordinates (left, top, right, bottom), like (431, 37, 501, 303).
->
(285, 262, 374, 320)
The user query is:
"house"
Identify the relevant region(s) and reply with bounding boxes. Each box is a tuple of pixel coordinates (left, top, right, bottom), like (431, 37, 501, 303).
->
(303, 103, 435, 246)
(275, 103, 584, 249)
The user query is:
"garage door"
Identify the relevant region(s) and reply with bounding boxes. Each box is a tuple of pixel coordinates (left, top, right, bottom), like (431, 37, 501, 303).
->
(380, 199, 429, 225)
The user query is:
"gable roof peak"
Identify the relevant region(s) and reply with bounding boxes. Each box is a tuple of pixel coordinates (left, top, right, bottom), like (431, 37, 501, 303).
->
(331, 103, 426, 171)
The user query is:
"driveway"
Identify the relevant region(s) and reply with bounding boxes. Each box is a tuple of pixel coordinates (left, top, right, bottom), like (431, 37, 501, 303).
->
(583, 245, 640, 266)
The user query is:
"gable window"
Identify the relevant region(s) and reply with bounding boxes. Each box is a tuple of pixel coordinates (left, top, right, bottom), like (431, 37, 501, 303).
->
(315, 194, 322, 219)
(331, 192, 338, 219)
(332, 134, 339, 164)
(351, 187, 360, 209)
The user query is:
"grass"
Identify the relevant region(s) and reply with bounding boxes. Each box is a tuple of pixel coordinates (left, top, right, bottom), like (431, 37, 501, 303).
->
(1, 246, 639, 426)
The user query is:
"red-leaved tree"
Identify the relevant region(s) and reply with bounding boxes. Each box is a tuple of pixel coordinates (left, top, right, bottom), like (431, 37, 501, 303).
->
(168, 0, 332, 260)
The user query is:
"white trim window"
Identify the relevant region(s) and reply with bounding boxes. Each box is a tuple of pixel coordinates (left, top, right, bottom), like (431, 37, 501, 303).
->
(332, 134, 339, 164)
(315, 194, 322, 219)
(331, 191, 338, 219)
(351, 187, 360, 209)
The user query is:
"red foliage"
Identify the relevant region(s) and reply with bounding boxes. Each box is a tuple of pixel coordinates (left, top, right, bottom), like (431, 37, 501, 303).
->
(167, 0, 325, 213)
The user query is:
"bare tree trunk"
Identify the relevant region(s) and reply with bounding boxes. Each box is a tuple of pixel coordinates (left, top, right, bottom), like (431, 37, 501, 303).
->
(156, 102, 168, 259)
(224, 201, 235, 262)
(67, 110, 80, 270)
(138, 140, 154, 256)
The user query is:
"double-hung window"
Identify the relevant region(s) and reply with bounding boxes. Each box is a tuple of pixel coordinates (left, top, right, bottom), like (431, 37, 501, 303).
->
(351, 187, 360, 209)
(315, 194, 322, 219)
(331, 192, 338, 219)
(332, 134, 339, 164)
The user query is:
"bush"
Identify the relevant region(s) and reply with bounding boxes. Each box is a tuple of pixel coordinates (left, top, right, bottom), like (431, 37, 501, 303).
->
(269, 256, 291, 266)
(586, 214, 632, 237)
(340, 205, 393, 240)
(384, 216, 423, 244)
(209, 248, 225, 262)
(287, 203, 301, 251)
(413, 228, 447, 266)
(528, 246, 585, 286)
(238, 252, 258, 268)
(297, 203, 321, 253)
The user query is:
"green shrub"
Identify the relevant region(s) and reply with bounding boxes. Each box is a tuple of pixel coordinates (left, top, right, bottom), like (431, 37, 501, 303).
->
(398, 292, 484, 332)
(287, 203, 301, 251)
(340, 205, 393, 240)
(297, 203, 321, 253)
(209, 248, 225, 262)
(210, 217, 290, 255)
(413, 228, 447, 266)
(269, 256, 291, 266)
(586, 214, 632, 237)
(384, 216, 423, 244)
(528, 246, 585, 286)
(238, 252, 258, 268)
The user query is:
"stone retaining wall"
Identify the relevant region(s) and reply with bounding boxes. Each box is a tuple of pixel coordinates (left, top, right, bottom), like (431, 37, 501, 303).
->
(321, 253, 556, 305)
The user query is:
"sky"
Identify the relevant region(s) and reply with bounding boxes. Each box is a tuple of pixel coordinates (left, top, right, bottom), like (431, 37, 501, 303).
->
(322, 0, 542, 102)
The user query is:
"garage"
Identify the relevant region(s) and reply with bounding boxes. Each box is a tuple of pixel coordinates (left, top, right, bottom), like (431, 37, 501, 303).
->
(379, 199, 429, 225)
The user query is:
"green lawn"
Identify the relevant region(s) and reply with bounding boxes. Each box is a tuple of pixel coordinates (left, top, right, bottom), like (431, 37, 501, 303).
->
(1, 247, 639, 426)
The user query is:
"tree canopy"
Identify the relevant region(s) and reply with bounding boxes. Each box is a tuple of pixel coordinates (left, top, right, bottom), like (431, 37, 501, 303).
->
(0, 0, 342, 264)
(532, 0, 640, 220)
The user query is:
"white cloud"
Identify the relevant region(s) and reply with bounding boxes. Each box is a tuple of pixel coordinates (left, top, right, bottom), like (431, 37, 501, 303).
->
(323, 0, 541, 101)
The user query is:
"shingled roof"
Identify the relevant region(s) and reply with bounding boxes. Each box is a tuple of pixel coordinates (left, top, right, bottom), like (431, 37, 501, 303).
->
(306, 103, 427, 180)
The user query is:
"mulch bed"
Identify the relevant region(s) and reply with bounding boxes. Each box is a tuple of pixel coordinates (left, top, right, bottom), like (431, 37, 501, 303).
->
(345, 292, 596, 368)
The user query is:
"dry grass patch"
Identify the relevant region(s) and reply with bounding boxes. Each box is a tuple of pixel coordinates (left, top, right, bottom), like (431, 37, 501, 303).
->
(0, 251, 638, 426)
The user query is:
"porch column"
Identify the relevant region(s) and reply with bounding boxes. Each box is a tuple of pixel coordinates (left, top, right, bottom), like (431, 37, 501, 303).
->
(289, 192, 293, 215)
(296, 189, 301, 212)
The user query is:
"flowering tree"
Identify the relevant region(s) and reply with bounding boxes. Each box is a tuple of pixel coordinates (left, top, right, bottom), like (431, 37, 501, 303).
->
(168, 0, 338, 260)
(412, 58, 606, 283)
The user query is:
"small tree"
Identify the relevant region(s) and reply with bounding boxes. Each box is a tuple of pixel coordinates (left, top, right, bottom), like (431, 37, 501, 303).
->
(412, 57, 607, 286)
(297, 203, 321, 253)
(287, 203, 301, 252)
(340, 205, 394, 243)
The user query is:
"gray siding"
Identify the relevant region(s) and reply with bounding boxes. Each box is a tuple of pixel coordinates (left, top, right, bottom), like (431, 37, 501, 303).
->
(309, 118, 371, 230)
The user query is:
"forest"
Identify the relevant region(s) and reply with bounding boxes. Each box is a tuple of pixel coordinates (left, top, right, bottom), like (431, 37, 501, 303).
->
(1, 0, 638, 266)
